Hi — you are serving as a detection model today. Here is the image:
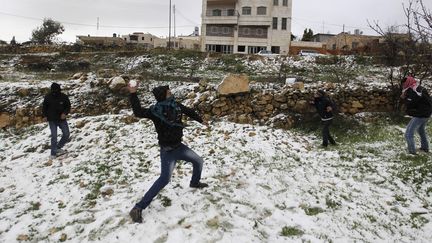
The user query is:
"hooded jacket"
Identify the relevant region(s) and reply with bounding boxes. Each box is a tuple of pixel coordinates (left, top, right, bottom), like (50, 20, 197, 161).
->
(404, 86, 432, 118)
(129, 87, 203, 147)
(42, 83, 71, 121)
(313, 95, 335, 121)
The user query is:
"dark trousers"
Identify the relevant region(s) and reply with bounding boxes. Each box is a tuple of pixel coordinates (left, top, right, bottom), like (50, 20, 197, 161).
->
(135, 143, 204, 210)
(48, 120, 70, 156)
(322, 119, 335, 146)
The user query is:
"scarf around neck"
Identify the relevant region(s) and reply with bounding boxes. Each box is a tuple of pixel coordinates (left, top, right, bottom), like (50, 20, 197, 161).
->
(150, 97, 184, 127)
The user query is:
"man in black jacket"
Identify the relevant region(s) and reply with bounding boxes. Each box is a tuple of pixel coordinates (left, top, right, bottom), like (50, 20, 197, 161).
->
(311, 90, 336, 147)
(128, 82, 208, 223)
(42, 83, 71, 159)
(401, 76, 432, 154)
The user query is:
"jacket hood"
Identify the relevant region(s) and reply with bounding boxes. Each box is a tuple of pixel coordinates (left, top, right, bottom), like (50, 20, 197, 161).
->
(51, 83, 61, 94)
(152, 85, 169, 102)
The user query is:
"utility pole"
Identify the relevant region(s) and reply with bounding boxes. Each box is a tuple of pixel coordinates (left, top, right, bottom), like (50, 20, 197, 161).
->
(173, 4, 176, 49)
(168, 0, 172, 50)
(97, 17, 99, 31)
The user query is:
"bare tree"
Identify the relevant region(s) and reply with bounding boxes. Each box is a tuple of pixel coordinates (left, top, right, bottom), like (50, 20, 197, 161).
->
(368, 0, 432, 111)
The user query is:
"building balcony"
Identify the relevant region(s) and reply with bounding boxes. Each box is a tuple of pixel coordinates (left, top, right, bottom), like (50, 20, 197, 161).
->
(203, 9, 239, 24)
(207, 0, 237, 4)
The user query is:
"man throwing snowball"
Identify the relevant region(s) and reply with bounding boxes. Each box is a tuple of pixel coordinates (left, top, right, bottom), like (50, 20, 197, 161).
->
(128, 80, 209, 223)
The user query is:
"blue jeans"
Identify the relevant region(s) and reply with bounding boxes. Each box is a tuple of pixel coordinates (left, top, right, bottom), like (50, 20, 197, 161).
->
(405, 117, 430, 154)
(135, 143, 204, 210)
(48, 120, 70, 156)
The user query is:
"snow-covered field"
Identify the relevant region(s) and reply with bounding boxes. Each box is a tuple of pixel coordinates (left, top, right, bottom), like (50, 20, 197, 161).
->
(1, 114, 431, 242)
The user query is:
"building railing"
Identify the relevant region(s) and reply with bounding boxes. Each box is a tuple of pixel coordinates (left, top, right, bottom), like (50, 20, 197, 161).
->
(206, 9, 239, 17)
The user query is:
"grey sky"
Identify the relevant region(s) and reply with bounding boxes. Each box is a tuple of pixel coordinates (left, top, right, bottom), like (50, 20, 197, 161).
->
(0, 0, 430, 43)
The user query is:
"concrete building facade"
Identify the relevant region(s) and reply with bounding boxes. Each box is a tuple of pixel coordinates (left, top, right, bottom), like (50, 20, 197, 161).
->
(201, 0, 292, 55)
(121, 32, 158, 49)
(326, 33, 381, 51)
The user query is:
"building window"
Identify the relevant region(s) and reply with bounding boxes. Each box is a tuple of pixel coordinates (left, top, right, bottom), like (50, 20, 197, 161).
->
(242, 7, 251, 15)
(206, 44, 233, 54)
(206, 25, 234, 37)
(130, 35, 138, 41)
(212, 9, 222, 16)
(223, 27, 230, 34)
(239, 26, 268, 38)
(248, 46, 266, 54)
(151, 38, 153, 41)
(352, 42, 359, 49)
(273, 0, 278, 6)
(282, 18, 287, 30)
(272, 18, 278, 30)
(238, 46, 246, 52)
(227, 9, 235, 16)
(271, 46, 280, 54)
(142, 37, 145, 40)
(283, 0, 288, 6)
(257, 6, 267, 15)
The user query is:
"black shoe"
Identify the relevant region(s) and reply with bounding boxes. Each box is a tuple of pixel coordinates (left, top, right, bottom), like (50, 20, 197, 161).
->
(190, 182, 208, 189)
(129, 207, 143, 223)
(419, 148, 430, 153)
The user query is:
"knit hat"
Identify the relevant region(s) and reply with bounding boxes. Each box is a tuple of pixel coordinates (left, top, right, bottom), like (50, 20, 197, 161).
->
(152, 85, 170, 102)
(51, 83, 61, 94)
(403, 76, 417, 90)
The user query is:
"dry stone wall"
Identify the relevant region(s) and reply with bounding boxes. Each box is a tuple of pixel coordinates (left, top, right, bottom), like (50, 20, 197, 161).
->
(0, 73, 394, 130)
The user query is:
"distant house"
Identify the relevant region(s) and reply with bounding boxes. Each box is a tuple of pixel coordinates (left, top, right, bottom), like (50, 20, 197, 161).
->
(76, 35, 126, 46)
(311, 33, 335, 43)
(121, 32, 158, 49)
(289, 41, 325, 55)
(326, 32, 380, 51)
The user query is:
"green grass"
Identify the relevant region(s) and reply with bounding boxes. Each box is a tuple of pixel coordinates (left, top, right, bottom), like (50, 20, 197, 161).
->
(280, 226, 304, 237)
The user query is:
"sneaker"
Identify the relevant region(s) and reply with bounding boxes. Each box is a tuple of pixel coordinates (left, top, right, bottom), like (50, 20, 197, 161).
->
(419, 148, 430, 153)
(57, 148, 66, 156)
(190, 182, 209, 189)
(129, 207, 143, 223)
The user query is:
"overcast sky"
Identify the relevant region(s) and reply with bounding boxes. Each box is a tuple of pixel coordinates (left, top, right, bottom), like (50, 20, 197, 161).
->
(0, 0, 430, 43)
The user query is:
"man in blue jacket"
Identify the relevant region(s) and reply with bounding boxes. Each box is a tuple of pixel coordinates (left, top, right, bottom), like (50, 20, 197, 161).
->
(128, 82, 208, 223)
(42, 83, 71, 159)
(311, 90, 336, 147)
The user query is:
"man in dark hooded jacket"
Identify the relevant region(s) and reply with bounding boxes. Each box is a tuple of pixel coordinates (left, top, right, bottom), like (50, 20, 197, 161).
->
(401, 76, 432, 154)
(311, 90, 336, 147)
(42, 83, 71, 159)
(128, 82, 208, 223)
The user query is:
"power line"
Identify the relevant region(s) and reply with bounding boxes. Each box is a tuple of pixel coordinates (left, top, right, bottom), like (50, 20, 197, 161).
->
(0, 11, 195, 30)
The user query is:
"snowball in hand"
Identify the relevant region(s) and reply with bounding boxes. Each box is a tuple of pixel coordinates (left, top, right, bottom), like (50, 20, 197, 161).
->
(129, 80, 137, 88)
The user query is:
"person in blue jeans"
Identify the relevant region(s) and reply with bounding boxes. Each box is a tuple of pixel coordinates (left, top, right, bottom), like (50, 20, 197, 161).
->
(128, 82, 208, 223)
(42, 83, 71, 159)
(401, 76, 432, 154)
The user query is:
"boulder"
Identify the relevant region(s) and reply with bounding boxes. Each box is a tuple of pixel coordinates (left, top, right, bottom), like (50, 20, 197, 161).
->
(291, 82, 305, 91)
(109, 76, 126, 91)
(293, 100, 309, 112)
(0, 113, 11, 128)
(17, 88, 30, 97)
(72, 72, 83, 79)
(352, 101, 364, 109)
(97, 69, 117, 78)
(217, 74, 250, 95)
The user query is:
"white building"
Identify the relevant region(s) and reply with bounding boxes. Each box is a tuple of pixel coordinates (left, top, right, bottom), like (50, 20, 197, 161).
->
(201, 0, 292, 54)
(121, 32, 158, 48)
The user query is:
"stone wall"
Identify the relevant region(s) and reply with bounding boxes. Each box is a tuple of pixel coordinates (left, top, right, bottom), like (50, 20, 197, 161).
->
(188, 80, 393, 129)
(0, 75, 394, 130)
